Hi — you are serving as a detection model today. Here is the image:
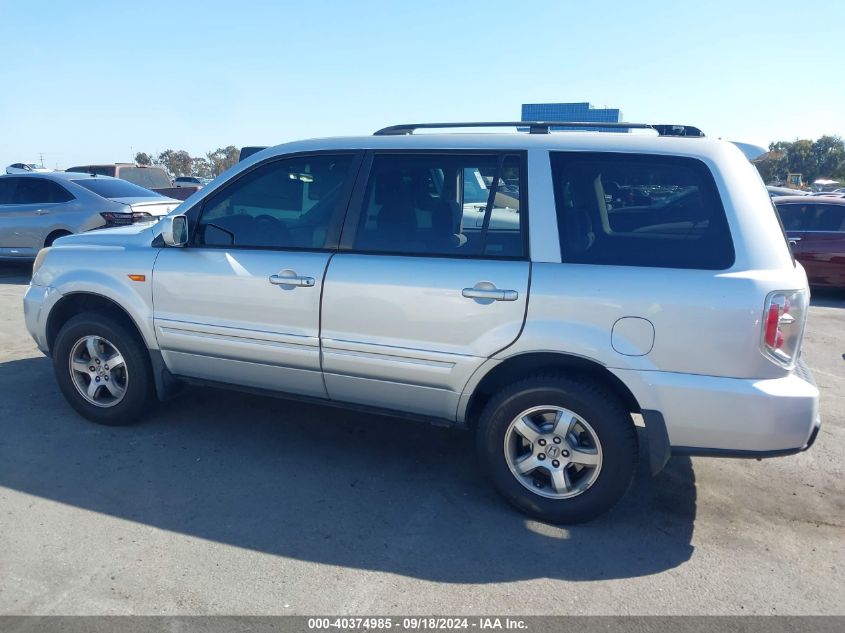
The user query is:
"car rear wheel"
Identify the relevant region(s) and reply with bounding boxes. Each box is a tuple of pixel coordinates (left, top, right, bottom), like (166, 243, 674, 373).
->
(53, 311, 153, 425)
(476, 373, 638, 523)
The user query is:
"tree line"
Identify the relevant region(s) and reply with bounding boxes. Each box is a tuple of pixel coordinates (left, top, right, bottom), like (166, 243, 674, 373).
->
(753, 135, 845, 186)
(134, 146, 241, 178)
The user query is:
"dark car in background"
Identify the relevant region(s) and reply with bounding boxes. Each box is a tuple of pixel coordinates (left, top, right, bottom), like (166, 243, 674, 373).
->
(65, 163, 199, 201)
(773, 195, 845, 288)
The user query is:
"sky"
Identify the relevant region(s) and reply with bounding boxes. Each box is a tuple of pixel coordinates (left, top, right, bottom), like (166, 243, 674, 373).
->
(1, 0, 843, 169)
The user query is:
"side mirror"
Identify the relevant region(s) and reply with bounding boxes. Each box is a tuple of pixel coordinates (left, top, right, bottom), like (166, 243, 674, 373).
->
(161, 214, 188, 247)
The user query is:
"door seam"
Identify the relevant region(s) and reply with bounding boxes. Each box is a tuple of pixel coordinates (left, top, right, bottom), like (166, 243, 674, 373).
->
(319, 251, 336, 400)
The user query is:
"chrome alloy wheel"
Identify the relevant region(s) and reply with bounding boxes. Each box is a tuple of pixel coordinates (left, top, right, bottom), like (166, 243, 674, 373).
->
(68, 335, 128, 408)
(504, 405, 603, 499)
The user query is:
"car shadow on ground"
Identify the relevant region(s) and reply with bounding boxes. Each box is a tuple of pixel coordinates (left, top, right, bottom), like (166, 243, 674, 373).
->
(0, 356, 696, 583)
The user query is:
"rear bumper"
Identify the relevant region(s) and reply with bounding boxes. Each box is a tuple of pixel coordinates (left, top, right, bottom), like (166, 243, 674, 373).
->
(672, 414, 821, 458)
(613, 358, 820, 457)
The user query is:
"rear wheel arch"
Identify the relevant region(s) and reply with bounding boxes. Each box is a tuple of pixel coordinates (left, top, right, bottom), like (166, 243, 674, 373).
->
(44, 229, 72, 248)
(464, 352, 642, 429)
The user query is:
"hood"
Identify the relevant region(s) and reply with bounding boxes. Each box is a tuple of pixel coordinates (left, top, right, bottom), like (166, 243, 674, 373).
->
(52, 222, 158, 250)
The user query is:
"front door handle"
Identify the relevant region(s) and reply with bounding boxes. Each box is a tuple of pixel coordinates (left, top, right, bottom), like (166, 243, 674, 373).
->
(788, 236, 802, 245)
(269, 271, 315, 287)
(34, 209, 49, 215)
(462, 287, 518, 301)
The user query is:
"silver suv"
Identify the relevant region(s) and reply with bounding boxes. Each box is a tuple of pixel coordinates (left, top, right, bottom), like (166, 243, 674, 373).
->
(23, 122, 821, 523)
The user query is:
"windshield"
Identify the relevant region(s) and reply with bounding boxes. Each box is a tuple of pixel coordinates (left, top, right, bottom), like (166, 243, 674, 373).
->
(71, 178, 165, 199)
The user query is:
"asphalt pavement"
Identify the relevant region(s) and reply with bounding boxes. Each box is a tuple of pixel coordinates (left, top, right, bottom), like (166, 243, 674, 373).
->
(0, 262, 842, 615)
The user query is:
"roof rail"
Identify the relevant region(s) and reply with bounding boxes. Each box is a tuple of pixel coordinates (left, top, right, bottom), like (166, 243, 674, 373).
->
(373, 121, 705, 137)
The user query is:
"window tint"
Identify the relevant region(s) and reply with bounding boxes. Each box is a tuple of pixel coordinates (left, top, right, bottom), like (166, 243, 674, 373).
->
(196, 154, 354, 249)
(353, 154, 524, 258)
(0, 178, 18, 205)
(12, 178, 74, 204)
(550, 152, 734, 269)
(776, 202, 845, 232)
(814, 204, 845, 231)
(72, 178, 163, 199)
(776, 203, 815, 231)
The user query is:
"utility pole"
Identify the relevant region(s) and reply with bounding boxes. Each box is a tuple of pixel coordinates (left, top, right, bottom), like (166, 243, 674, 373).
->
(39, 153, 45, 168)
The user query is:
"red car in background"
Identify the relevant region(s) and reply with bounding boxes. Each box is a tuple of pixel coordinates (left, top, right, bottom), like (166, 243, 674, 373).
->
(773, 196, 845, 288)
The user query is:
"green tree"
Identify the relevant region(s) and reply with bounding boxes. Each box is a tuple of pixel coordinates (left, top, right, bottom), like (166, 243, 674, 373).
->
(134, 151, 152, 166)
(206, 145, 240, 177)
(812, 135, 845, 181)
(191, 157, 212, 178)
(754, 136, 845, 185)
(157, 149, 193, 177)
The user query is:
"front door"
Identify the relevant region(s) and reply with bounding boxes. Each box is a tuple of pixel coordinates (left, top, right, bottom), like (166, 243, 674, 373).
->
(320, 152, 530, 420)
(153, 152, 359, 396)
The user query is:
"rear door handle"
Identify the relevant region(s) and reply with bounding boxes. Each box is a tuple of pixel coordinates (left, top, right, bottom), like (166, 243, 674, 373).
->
(34, 209, 49, 215)
(788, 236, 801, 245)
(462, 287, 518, 301)
(269, 272, 315, 287)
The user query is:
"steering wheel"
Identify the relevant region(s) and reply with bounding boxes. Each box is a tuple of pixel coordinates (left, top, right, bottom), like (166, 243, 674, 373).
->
(253, 214, 291, 244)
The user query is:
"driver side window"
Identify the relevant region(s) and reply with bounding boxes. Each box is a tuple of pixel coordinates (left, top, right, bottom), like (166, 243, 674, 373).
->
(196, 154, 354, 249)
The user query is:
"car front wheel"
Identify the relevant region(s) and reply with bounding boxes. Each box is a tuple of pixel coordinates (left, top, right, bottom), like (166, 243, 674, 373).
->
(52, 311, 153, 425)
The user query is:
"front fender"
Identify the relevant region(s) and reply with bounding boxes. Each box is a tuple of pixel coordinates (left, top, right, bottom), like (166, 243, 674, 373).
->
(36, 246, 159, 350)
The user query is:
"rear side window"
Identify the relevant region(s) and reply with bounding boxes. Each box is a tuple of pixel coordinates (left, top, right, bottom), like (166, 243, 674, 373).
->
(72, 178, 163, 199)
(550, 152, 734, 270)
(776, 202, 845, 232)
(776, 203, 815, 231)
(352, 153, 524, 258)
(12, 178, 74, 204)
(814, 204, 845, 231)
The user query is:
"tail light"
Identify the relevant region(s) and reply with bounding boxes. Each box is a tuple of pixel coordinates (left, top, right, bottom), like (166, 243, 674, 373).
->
(761, 289, 808, 367)
(100, 211, 153, 227)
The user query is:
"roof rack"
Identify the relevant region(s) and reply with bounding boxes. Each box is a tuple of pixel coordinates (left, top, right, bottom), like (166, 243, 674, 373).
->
(651, 124, 705, 137)
(373, 121, 705, 137)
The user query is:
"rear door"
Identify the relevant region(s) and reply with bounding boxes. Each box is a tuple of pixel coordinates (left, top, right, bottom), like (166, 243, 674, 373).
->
(0, 177, 25, 254)
(0, 177, 74, 255)
(799, 203, 845, 286)
(320, 152, 530, 420)
(778, 201, 845, 285)
(153, 152, 361, 396)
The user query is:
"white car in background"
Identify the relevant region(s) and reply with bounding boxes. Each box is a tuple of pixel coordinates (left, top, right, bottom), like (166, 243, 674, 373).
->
(6, 163, 52, 174)
(173, 176, 211, 188)
(0, 172, 180, 259)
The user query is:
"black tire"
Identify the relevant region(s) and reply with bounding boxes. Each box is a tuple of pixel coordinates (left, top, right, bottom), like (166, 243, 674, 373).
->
(476, 373, 638, 524)
(52, 310, 154, 425)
